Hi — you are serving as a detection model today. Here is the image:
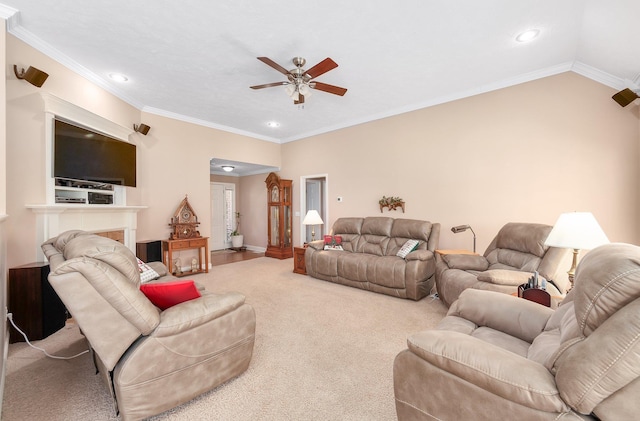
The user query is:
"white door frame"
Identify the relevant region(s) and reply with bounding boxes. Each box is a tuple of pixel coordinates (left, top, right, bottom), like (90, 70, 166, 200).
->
(210, 182, 236, 251)
(299, 173, 329, 245)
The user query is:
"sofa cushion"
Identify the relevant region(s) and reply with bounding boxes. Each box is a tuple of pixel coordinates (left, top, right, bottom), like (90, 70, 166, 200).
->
(331, 218, 364, 252)
(140, 280, 202, 310)
(62, 234, 140, 285)
(356, 217, 393, 256)
(572, 243, 640, 336)
(494, 223, 551, 258)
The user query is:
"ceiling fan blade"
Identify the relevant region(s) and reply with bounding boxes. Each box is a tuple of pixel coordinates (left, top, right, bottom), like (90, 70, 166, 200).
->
(311, 81, 347, 96)
(250, 82, 288, 89)
(304, 58, 338, 79)
(294, 94, 305, 104)
(257, 57, 290, 76)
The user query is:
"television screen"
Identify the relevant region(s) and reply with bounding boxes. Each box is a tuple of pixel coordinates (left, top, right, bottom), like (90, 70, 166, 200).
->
(54, 119, 136, 187)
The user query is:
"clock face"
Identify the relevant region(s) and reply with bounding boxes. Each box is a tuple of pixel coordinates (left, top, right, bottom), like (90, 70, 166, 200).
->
(271, 186, 279, 202)
(181, 210, 192, 222)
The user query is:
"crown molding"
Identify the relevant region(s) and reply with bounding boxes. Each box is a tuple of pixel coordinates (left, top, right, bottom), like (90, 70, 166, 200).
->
(142, 106, 281, 144)
(571, 61, 625, 90)
(6, 15, 145, 111)
(0, 4, 18, 22)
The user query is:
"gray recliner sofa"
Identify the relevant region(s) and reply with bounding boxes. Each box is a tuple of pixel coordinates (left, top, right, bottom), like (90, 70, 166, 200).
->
(42, 230, 256, 421)
(394, 242, 640, 420)
(305, 217, 440, 300)
(435, 222, 570, 307)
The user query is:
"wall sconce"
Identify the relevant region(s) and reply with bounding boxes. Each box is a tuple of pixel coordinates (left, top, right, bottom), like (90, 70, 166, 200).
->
(133, 124, 151, 135)
(451, 224, 476, 253)
(13, 65, 49, 87)
(221, 165, 235, 172)
(612, 88, 639, 107)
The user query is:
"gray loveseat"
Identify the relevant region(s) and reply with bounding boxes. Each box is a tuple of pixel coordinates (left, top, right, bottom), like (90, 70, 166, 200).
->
(305, 217, 440, 300)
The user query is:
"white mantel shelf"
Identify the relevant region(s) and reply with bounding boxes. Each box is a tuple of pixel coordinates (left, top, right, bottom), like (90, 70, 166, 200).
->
(27, 204, 147, 262)
(27, 205, 147, 212)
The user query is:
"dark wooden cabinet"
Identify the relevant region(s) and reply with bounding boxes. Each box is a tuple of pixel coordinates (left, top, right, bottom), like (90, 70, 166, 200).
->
(265, 172, 293, 259)
(8, 262, 67, 343)
(136, 240, 162, 262)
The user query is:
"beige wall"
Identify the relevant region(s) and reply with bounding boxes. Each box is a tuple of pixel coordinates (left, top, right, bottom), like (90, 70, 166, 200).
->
(5, 35, 281, 267)
(134, 112, 279, 247)
(282, 72, 640, 253)
(4, 34, 640, 267)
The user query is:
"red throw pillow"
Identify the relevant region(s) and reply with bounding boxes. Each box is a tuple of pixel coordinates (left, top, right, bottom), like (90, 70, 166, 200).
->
(140, 280, 201, 310)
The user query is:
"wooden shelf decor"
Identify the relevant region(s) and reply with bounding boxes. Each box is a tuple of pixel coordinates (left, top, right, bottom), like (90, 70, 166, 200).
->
(379, 196, 405, 213)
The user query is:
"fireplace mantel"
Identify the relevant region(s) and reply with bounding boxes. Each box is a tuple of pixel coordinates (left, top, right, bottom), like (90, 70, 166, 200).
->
(27, 204, 146, 261)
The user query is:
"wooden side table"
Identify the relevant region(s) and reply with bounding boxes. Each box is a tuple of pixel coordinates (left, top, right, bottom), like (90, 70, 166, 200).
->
(162, 237, 209, 277)
(293, 246, 307, 274)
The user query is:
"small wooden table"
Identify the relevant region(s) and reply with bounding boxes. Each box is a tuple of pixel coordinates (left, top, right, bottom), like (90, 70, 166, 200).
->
(162, 237, 209, 277)
(293, 246, 307, 274)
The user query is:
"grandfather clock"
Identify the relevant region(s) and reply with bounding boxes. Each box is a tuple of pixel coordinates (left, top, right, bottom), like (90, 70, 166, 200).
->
(265, 172, 293, 259)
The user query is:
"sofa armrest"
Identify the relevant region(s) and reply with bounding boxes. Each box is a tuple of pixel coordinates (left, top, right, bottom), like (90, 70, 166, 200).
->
(147, 261, 169, 277)
(448, 289, 553, 343)
(405, 249, 434, 261)
(477, 269, 536, 286)
(442, 254, 489, 271)
(307, 240, 325, 251)
(407, 330, 568, 413)
(153, 292, 247, 337)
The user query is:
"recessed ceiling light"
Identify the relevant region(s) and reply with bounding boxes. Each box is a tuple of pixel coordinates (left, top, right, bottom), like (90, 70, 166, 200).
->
(516, 29, 540, 43)
(109, 73, 129, 82)
(221, 165, 234, 172)
(266, 121, 280, 128)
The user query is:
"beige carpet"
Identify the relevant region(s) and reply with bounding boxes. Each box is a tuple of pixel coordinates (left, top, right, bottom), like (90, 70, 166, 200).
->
(3, 257, 447, 420)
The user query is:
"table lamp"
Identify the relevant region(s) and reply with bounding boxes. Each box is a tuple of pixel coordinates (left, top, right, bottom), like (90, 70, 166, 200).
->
(544, 212, 609, 290)
(302, 210, 324, 242)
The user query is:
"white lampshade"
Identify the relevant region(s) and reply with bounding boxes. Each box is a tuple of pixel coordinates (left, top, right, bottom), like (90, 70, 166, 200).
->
(302, 210, 324, 226)
(545, 212, 609, 250)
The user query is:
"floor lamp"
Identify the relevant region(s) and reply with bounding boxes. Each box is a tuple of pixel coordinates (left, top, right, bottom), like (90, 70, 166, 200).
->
(544, 212, 609, 291)
(451, 224, 476, 253)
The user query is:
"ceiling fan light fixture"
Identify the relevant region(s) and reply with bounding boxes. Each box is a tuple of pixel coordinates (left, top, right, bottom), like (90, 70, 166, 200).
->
(298, 83, 311, 96)
(221, 165, 234, 172)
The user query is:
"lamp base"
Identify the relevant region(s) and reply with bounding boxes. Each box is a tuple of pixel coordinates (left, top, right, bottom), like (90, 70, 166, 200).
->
(566, 248, 579, 292)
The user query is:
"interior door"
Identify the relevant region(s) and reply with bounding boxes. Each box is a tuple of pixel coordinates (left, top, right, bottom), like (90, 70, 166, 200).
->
(210, 183, 235, 250)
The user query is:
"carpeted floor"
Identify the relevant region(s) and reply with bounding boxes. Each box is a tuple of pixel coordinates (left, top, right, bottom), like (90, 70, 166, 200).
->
(3, 257, 447, 420)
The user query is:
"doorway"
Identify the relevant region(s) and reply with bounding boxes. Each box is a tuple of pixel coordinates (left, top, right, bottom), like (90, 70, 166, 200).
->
(210, 182, 236, 251)
(300, 174, 328, 244)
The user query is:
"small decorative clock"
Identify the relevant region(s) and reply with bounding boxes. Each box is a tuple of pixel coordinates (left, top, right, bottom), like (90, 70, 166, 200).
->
(168, 195, 201, 239)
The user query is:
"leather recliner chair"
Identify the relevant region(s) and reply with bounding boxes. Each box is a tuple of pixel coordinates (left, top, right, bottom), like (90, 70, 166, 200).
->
(435, 222, 570, 307)
(42, 230, 256, 421)
(394, 242, 640, 420)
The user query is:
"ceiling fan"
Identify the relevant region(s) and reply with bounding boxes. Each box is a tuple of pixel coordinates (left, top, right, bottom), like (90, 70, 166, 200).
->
(250, 57, 347, 104)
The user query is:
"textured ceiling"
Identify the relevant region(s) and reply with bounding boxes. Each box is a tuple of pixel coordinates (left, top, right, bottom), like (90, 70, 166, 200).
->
(1, 0, 639, 145)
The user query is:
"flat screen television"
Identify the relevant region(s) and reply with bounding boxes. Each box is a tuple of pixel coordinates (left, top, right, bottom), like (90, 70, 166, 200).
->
(54, 119, 136, 187)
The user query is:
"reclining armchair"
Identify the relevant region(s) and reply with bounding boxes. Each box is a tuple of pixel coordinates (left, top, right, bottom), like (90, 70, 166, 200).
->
(435, 222, 570, 307)
(394, 242, 640, 420)
(42, 230, 256, 421)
